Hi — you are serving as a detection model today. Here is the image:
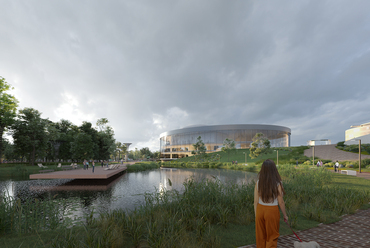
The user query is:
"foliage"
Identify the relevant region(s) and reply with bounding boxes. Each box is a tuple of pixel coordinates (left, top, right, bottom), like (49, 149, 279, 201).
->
(113, 141, 128, 160)
(221, 138, 236, 162)
(2, 138, 15, 161)
(11, 108, 49, 165)
(54, 119, 78, 161)
(0, 76, 18, 163)
(126, 162, 160, 172)
(95, 118, 116, 160)
(0, 192, 75, 235)
(70, 132, 94, 160)
(249, 133, 271, 159)
(336, 142, 370, 155)
(191, 136, 207, 159)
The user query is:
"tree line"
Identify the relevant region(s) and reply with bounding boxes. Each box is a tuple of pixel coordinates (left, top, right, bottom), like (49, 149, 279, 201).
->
(0, 76, 158, 165)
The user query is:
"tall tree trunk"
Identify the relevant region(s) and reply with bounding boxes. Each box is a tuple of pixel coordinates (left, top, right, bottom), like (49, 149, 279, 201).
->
(0, 125, 4, 164)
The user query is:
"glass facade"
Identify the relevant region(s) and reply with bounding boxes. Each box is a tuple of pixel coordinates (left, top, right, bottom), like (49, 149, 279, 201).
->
(160, 124, 291, 159)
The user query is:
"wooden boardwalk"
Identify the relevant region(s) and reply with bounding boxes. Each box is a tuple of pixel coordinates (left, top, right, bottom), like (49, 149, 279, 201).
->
(29, 166, 127, 180)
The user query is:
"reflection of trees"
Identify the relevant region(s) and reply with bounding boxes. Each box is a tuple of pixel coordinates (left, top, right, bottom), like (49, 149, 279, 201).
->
(159, 168, 257, 193)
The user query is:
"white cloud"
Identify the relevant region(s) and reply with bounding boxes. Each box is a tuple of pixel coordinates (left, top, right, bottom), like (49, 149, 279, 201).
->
(54, 92, 96, 126)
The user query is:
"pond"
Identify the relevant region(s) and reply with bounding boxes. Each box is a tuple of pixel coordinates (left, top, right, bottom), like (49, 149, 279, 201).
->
(0, 168, 257, 222)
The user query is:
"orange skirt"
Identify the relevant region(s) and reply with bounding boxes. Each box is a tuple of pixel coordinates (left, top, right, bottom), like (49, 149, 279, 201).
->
(255, 204, 280, 248)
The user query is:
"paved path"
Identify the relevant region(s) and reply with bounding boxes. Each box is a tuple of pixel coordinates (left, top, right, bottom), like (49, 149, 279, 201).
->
(239, 208, 370, 248)
(304, 144, 370, 161)
(240, 168, 370, 247)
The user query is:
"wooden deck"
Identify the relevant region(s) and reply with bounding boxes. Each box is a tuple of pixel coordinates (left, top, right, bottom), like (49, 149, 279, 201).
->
(29, 166, 127, 179)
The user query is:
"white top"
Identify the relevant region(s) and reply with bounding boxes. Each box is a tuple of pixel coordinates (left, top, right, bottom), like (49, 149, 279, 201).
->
(257, 180, 279, 206)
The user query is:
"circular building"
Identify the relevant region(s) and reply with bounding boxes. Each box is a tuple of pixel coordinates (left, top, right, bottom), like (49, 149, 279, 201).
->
(345, 122, 370, 145)
(159, 124, 291, 159)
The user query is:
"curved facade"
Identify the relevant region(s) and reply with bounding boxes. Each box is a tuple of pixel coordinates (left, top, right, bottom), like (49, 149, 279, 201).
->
(160, 124, 291, 159)
(345, 122, 370, 145)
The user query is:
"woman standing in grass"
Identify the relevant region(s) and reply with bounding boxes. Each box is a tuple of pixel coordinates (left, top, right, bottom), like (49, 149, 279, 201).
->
(254, 159, 288, 247)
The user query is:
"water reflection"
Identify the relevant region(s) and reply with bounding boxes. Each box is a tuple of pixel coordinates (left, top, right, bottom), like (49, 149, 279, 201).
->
(0, 168, 257, 215)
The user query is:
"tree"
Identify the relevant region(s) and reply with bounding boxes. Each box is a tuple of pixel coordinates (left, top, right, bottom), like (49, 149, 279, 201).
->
(191, 136, 207, 159)
(95, 119, 115, 160)
(128, 148, 142, 160)
(249, 133, 271, 159)
(54, 119, 78, 161)
(12, 108, 49, 165)
(0, 77, 18, 163)
(2, 138, 15, 161)
(221, 138, 236, 162)
(45, 121, 61, 161)
(153, 151, 160, 159)
(96, 118, 109, 132)
(140, 147, 153, 159)
(70, 132, 94, 161)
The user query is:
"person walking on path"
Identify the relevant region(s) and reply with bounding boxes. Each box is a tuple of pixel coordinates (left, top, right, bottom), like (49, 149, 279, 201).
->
(254, 159, 288, 248)
(92, 160, 95, 173)
(83, 159, 86, 170)
(334, 160, 339, 172)
(86, 160, 89, 170)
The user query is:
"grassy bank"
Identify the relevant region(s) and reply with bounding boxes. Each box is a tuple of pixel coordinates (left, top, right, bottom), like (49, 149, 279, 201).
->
(1, 165, 369, 248)
(175, 146, 310, 165)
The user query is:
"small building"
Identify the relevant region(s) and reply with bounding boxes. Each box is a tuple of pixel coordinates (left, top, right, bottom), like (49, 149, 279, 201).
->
(307, 139, 331, 146)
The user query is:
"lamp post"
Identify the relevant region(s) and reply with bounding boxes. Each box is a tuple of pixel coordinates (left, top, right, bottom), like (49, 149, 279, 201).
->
(353, 139, 362, 173)
(359, 139, 362, 173)
(243, 151, 247, 165)
(312, 146, 315, 167)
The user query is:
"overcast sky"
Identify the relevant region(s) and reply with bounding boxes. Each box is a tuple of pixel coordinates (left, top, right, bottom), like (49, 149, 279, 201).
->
(1, 0, 370, 151)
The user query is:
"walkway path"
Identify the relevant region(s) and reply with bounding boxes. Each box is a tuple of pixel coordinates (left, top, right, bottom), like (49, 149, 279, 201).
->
(240, 167, 370, 247)
(304, 144, 370, 161)
(239, 208, 370, 247)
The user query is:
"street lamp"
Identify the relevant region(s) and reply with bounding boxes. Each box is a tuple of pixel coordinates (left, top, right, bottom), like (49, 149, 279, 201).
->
(243, 151, 247, 165)
(353, 139, 362, 173)
(312, 145, 315, 167)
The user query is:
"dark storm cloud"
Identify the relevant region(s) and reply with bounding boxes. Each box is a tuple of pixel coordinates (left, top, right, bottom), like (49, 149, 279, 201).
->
(1, 0, 370, 150)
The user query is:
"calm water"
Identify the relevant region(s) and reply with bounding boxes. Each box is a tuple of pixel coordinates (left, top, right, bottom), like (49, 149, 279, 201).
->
(0, 168, 256, 220)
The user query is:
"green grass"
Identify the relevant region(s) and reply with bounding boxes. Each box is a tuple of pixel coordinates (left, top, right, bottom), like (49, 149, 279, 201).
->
(330, 172, 370, 191)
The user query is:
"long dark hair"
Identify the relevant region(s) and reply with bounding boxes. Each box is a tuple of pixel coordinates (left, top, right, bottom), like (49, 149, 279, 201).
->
(258, 159, 285, 203)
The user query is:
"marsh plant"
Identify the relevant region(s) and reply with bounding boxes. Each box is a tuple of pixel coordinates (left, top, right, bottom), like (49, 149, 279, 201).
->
(0, 193, 75, 235)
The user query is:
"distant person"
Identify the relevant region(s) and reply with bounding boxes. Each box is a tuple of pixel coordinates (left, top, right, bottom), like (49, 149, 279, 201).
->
(254, 159, 288, 247)
(83, 159, 86, 170)
(320, 160, 323, 167)
(317, 161, 320, 167)
(296, 160, 298, 166)
(86, 160, 89, 170)
(334, 161, 339, 172)
(92, 160, 95, 173)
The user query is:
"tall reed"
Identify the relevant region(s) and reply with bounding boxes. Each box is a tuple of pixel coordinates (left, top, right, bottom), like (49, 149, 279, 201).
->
(0, 193, 73, 235)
